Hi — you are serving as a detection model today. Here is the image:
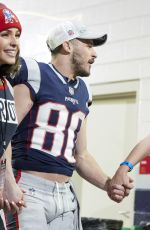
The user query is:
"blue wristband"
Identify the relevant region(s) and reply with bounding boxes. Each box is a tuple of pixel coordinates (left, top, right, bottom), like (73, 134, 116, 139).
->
(120, 161, 133, 171)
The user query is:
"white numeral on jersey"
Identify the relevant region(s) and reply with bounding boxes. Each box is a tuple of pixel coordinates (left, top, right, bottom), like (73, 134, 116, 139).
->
(30, 102, 85, 163)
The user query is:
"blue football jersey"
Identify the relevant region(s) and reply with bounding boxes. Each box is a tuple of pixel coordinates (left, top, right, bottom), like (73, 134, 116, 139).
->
(8, 57, 92, 176)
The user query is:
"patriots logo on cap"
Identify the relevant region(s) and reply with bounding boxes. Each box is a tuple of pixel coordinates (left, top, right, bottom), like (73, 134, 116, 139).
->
(3, 9, 18, 24)
(68, 30, 74, 36)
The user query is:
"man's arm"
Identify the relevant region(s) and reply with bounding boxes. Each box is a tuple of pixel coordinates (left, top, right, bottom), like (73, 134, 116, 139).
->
(14, 84, 34, 124)
(75, 118, 125, 202)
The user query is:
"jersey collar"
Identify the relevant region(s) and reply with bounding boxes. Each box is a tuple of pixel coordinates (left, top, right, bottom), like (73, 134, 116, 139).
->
(49, 63, 79, 89)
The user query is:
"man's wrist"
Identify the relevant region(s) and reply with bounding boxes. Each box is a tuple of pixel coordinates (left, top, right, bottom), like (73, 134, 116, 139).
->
(104, 177, 111, 192)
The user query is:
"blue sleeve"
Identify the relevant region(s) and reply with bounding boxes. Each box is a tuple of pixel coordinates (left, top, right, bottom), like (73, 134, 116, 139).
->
(7, 57, 41, 101)
(81, 79, 92, 107)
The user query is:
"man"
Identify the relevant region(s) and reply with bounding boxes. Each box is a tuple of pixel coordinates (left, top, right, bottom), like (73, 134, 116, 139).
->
(6, 21, 129, 230)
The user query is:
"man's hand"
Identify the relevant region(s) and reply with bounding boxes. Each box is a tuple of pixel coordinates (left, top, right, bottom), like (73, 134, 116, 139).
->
(111, 167, 134, 192)
(105, 178, 126, 203)
(107, 167, 134, 202)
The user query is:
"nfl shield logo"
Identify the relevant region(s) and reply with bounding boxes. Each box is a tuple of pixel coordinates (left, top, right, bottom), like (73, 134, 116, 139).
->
(69, 87, 74, 95)
(3, 9, 16, 24)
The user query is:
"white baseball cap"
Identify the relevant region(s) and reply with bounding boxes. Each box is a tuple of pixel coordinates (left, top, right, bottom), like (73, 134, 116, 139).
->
(46, 20, 107, 51)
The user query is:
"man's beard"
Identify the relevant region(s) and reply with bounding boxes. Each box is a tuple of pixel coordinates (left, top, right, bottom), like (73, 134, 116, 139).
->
(71, 53, 90, 77)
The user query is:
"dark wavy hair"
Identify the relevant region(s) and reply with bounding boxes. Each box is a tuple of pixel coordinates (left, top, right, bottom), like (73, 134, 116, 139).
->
(0, 51, 21, 78)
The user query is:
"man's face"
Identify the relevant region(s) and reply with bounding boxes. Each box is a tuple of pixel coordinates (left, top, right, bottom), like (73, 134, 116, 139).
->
(70, 39, 97, 77)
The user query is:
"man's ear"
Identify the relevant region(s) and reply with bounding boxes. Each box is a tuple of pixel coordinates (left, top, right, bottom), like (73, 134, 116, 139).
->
(62, 41, 72, 53)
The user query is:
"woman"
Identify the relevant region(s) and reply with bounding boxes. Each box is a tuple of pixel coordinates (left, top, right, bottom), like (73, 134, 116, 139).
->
(0, 2, 24, 220)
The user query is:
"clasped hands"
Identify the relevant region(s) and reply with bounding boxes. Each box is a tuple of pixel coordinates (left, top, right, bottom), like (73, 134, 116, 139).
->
(0, 182, 26, 214)
(106, 170, 134, 203)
